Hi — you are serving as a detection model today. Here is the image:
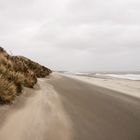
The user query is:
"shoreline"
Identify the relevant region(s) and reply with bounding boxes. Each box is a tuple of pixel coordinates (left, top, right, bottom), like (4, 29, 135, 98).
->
(60, 73, 140, 98)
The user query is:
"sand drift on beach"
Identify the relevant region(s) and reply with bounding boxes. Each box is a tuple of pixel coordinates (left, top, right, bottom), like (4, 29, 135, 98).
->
(0, 78, 73, 140)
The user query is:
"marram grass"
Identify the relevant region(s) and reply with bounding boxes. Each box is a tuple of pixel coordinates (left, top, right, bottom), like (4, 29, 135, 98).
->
(0, 47, 51, 104)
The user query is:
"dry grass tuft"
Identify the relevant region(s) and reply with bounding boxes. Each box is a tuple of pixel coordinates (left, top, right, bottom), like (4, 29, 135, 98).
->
(0, 47, 51, 104)
(0, 75, 16, 103)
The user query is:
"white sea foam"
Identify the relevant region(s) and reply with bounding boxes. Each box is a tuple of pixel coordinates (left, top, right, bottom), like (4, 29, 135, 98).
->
(64, 72, 140, 81)
(96, 73, 140, 80)
(107, 74, 140, 80)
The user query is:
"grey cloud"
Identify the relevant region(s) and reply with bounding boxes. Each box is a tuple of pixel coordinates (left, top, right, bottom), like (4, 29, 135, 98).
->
(67, 0, 140, 25)
(0, 0, 140, 71)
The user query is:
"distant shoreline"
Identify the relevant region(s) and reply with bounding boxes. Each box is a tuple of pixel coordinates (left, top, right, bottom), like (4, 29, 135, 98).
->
(59, 71, 140, 81)
(59, 72, 140, 98)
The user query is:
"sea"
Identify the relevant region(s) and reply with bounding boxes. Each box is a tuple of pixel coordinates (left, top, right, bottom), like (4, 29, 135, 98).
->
(61, 71, 140, 81)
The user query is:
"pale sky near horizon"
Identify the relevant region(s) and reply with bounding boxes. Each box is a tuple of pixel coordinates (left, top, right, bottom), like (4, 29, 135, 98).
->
(0, 0, 140, 72)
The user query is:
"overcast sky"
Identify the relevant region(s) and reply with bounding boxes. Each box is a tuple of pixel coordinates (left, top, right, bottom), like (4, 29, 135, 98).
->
(0, 0, 140, 72)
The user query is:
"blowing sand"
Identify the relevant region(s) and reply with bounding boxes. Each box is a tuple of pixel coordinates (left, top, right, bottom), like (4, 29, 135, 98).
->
(62, 73, 140, 98)
(0, 78, 73, 140)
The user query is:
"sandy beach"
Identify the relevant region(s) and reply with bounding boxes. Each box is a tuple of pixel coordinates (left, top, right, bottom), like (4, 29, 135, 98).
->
(0, 78, 73, 140)
(0, 72, 140, 140)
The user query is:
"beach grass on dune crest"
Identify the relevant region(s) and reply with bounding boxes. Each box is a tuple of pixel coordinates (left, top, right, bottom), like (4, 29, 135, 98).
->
(0, 47, 52, 104)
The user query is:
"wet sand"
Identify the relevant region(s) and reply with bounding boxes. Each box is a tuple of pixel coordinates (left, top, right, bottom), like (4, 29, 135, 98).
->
(48, 73, 140, 140)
